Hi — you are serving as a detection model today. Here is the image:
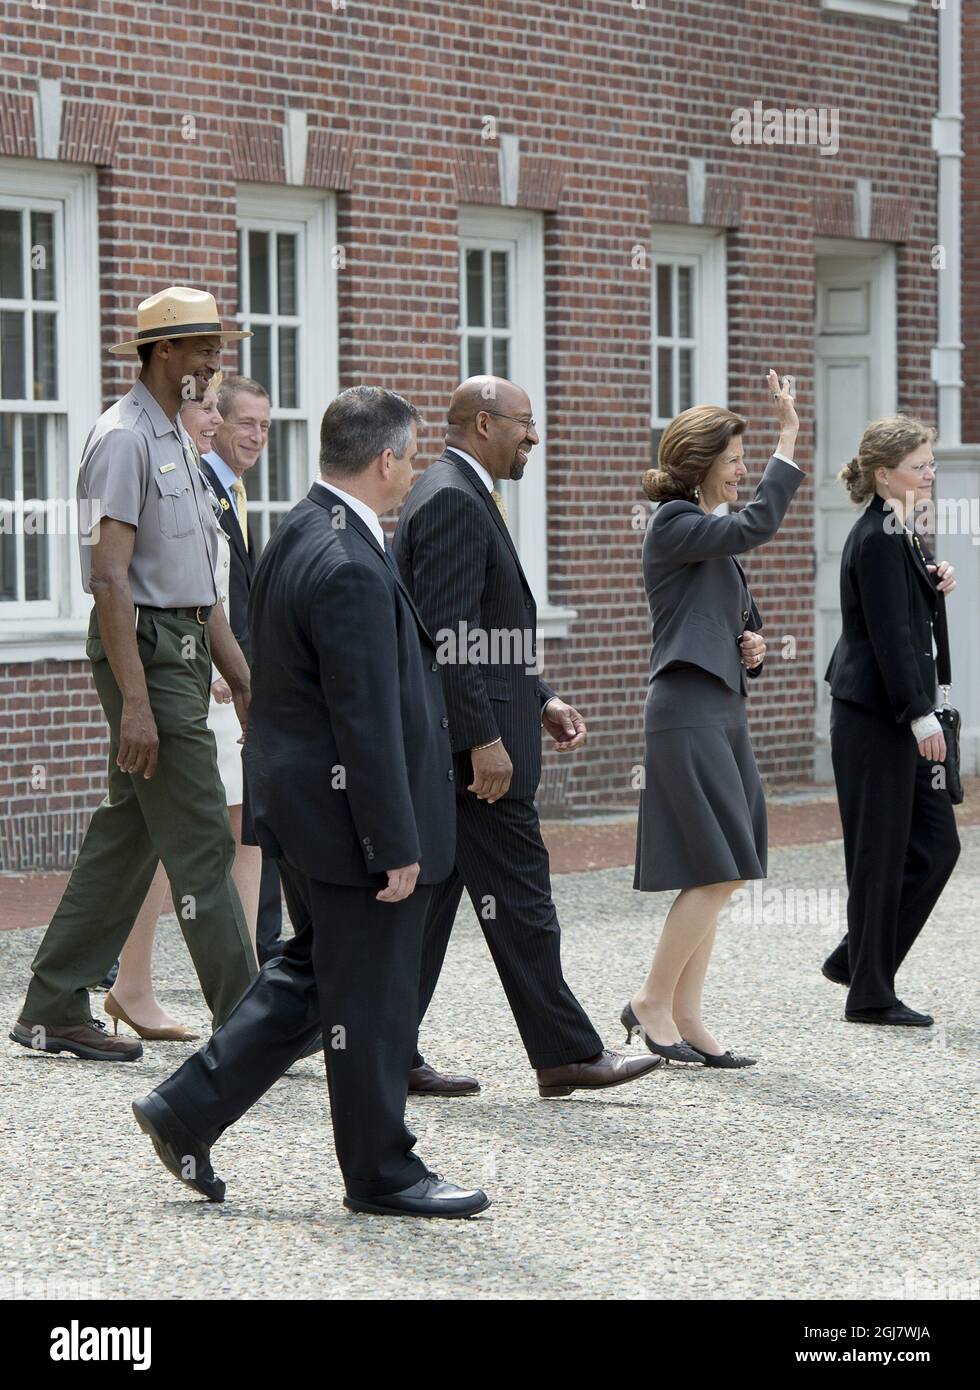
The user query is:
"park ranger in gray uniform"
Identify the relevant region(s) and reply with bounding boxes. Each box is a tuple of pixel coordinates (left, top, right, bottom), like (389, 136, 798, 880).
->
(11, 287, 259, 1061)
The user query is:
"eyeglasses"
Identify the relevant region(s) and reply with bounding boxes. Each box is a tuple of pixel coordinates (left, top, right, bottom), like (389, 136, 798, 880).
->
(484, 411, 536, 430)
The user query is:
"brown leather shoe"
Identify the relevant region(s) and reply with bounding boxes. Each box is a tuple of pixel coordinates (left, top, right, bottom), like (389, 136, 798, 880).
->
(408, 1063, 480, 1096)
(10, 1017, 143, 1062)
(537, 1048, 662, 1098)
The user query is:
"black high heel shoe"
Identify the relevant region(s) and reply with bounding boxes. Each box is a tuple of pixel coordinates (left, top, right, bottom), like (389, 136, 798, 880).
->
(684, 1041, 757, 1069)
(620, 1003, 702, 1064)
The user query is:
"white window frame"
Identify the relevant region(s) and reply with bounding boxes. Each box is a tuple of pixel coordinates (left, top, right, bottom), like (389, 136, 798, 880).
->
(650, 225, 727, 439)
(236, 184, 337, 545)
(458, 206, 575, 639)
(821, 0, 915, 21)
(0, 158, 99, 661)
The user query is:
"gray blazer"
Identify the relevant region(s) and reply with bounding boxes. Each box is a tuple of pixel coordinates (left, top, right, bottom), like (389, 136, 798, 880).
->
(642, 455, 804, 697)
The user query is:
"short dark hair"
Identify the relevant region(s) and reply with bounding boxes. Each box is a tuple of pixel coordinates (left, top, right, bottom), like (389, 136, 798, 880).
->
(216, 376, 269, 419)
(136, 341, 156, 367)
(319, 386, 422, 479)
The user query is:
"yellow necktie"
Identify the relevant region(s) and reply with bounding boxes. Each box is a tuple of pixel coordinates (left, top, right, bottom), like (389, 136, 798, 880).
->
(490, 488, 510, 530)
(230, 479, 249, 551)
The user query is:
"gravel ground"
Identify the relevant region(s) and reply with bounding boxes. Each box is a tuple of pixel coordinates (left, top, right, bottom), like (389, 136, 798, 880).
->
(1, 829, 977, 1302)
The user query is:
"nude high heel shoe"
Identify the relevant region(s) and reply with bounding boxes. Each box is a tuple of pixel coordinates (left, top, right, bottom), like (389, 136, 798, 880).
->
(104, 992, 200, 1042)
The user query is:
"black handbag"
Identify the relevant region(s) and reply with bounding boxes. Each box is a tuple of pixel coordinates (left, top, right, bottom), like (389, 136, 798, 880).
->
(931, 590, 963, 805)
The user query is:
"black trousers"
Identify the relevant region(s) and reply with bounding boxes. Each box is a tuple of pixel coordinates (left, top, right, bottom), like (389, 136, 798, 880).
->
(825, 699, 960, 1011)
(155, 860, 430, 1200)
(255, 853, 285, 964)
(413, 787, 603, 1071)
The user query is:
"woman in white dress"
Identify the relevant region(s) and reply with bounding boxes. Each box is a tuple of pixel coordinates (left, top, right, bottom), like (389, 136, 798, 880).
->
(103, 372, 261, 1040)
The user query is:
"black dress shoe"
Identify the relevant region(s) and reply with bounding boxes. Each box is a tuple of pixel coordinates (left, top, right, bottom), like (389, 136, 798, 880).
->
(685, 1042, 757, 1069)
(408, 1063, 480, 1096)
(821, 963, 849, 987)
(620, 1003, 702, 1063)
(132, 1092, 225, 1201)
(344, 1171, 491, 1219)
(844, 1002, 934, 1027)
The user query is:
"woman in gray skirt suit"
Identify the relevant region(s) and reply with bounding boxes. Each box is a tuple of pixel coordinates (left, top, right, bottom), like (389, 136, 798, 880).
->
(625, 370, 802, 1068)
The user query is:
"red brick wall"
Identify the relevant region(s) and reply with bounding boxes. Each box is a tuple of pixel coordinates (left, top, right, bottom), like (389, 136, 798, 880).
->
(0, 0, 940, 865)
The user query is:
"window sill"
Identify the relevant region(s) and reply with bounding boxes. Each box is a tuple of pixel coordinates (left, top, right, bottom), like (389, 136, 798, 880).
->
(538, 604, 577, 641)
(821, 0, 914, 21)
(3, 606, 580, 663)
(0, 626, 88, 664)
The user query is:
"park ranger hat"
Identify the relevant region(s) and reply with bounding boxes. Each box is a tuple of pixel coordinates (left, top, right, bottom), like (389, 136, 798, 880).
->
(110, 286, 251, 356)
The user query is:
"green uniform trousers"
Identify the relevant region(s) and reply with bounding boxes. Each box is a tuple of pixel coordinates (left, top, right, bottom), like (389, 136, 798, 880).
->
(22, 607, 257, 1028)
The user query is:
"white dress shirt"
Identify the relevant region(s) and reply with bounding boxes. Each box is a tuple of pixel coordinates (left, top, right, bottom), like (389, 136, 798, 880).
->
(315, 478, 386, 552)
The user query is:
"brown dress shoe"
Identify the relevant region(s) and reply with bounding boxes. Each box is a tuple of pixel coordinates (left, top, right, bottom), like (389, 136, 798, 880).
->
(408, 1063, 481, 1096)
(536, 1048, 662, 1098)
(9, 1017, 143, 1062)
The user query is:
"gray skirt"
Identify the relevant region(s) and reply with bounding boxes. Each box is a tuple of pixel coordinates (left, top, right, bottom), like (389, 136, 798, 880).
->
(634, 665, 767, 892)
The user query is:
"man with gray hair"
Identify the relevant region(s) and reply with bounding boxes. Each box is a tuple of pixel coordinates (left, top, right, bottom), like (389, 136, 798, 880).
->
(134, 386, 490, 1219)
(199, 376, 283, 963)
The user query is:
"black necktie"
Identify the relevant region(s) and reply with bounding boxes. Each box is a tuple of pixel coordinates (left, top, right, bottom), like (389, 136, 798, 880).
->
(382, 538, 401, 578)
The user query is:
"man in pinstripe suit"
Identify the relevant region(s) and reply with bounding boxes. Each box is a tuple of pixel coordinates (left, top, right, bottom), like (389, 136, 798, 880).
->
(393, 377, 661, 1099)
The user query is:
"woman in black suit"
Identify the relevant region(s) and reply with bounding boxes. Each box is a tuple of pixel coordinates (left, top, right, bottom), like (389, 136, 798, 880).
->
(823, 416, 960, 1026)
(626, 371, 802, 1068)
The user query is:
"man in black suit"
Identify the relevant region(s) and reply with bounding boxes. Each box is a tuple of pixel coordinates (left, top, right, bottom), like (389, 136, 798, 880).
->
(394, 376, 661, 1099)
(134, 387, 489, 1219)
(200, 377, 284, 964)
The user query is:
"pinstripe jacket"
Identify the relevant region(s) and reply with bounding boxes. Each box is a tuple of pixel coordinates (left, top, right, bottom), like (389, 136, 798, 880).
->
(393, 449, 558, 800)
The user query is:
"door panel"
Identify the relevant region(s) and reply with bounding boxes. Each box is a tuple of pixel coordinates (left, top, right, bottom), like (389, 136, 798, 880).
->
(813, 250, 896, 774)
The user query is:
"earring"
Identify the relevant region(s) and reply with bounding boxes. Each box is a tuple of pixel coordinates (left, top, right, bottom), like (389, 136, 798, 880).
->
(693, 486, 700, 501)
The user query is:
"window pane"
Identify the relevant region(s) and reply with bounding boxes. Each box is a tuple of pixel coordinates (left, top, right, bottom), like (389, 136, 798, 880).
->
(677, 266, 693, 339)
(21, 412, 41, 495)
(465, 249, 485, 327)
(0, 413, 12, 494)
(30, 212, 55, 301)
(466, 336, 484, 378)
(0, 414, 15, 600)
(266, 419, 292, 501)
(0, 530, 14, 599)
(278, 326, 297, 408)
(248, 230, 270, 315)
(277, 234, 296, 315)
(250, 324, 271, 396)
(651, 427, 664, 463)
(491, 337, 509, 378)
(33, 311, 57, 399)
(22, 415, 49, 600)
(0, 209, 23, 300)
(657, 346, 673, 420)
(656, 264, 672, 338)
(678, 347, 693, 411)
(1, 311, 26, 398)
(490, 251, 508, 328)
